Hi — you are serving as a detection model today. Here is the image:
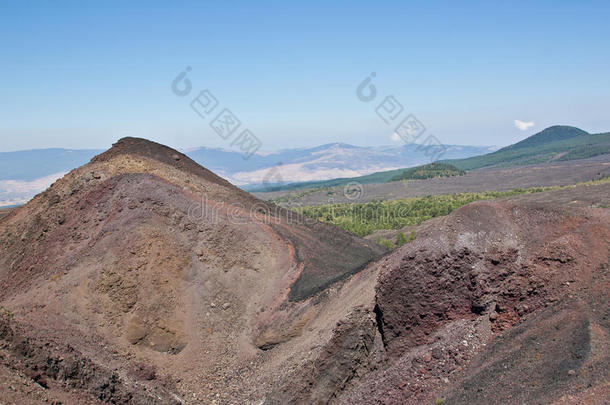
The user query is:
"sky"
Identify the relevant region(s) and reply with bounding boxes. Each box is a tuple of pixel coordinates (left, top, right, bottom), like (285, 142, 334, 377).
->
(1, 0, 609, 152)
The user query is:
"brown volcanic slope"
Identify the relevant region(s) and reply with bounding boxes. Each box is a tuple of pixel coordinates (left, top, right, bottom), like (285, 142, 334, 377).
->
(0, 137, 383, 404)
(0, 137, 608, 404)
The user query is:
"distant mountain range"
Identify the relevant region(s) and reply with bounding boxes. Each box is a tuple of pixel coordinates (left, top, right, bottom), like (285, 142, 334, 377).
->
(193, 143, 495, 186)
(0, 142, 494, 206)
(2, 125, 608, 206)
(250, 126, 610, 192)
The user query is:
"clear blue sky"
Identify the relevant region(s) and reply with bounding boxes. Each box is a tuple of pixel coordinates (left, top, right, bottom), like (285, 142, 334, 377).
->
(1, 0, 609, 152)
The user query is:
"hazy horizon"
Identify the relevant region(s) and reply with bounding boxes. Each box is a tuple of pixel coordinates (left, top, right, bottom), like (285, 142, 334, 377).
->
(0, 137, 502, 154)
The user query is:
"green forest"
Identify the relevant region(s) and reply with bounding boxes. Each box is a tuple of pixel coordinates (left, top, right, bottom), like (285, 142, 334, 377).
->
(389, 163, 466, 181)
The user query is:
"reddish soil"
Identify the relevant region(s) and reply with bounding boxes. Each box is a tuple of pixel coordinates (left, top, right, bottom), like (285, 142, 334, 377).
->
(0, 137, 607, 404)
(354, 200, 609, 404)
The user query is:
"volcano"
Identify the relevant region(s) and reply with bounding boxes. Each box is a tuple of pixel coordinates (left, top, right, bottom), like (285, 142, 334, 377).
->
(0, 137, 608, 404)
(0, 137, 383, 403)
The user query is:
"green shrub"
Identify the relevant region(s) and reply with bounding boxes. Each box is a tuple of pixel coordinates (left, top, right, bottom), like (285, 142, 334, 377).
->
(395, 232, 408, 246)
(376, 237, 395, 250)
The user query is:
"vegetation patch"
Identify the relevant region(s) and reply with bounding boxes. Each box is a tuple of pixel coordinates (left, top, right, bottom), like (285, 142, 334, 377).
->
(376, 230, 417, 249)
(556, 143, 610, 161)
(389, 163, 465, 182)
(293, 177, 610, 237)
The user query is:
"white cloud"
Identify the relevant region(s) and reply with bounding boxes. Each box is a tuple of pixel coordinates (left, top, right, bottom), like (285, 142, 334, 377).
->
(0, 172, 65, 207)
(514, 119, 535, 131)
(390, 132, 402, 142)
(231, 164, 403, 185)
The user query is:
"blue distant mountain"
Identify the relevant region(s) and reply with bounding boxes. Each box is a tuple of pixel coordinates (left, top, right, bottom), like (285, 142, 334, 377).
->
(185, 143, 496, 185)
(0, 148, 103, 181)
